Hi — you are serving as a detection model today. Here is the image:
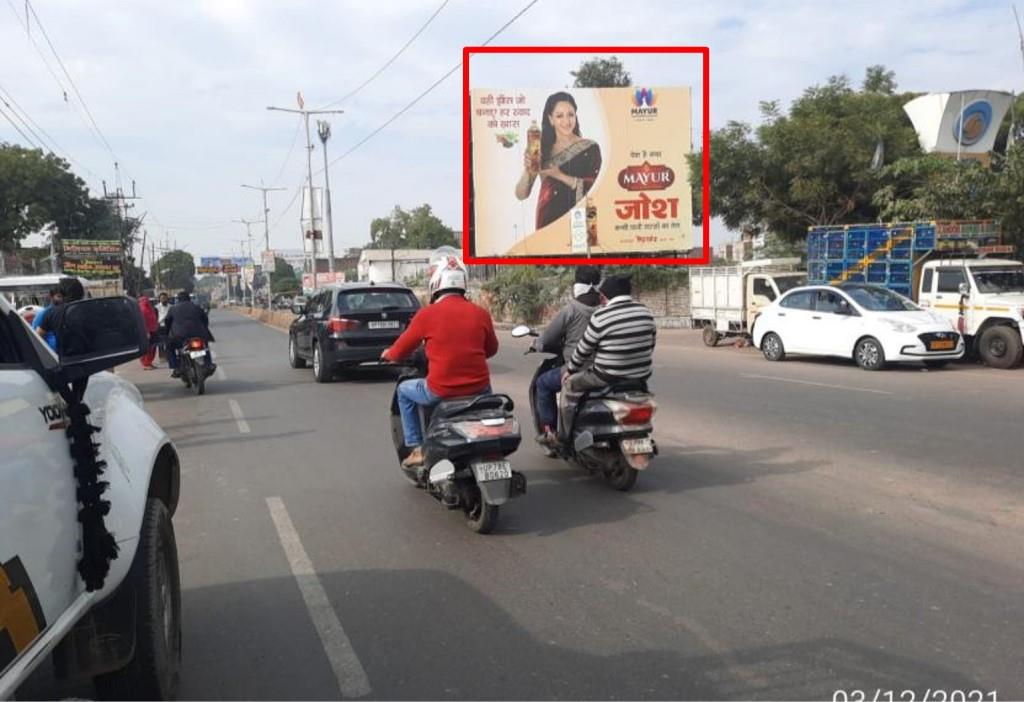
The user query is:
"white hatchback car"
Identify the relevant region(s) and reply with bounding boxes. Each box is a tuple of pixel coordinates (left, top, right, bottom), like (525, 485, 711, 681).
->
(752, 284, 964, 370)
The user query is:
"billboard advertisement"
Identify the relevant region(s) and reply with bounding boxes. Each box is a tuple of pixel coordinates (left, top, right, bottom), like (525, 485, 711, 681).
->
(62, 239, 121, 279)
(468, 86, 693, 259)
(197, 257, 222, 275)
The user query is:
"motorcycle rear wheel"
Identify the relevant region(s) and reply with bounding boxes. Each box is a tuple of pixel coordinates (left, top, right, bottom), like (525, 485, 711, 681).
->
(194, 367, 206, 396)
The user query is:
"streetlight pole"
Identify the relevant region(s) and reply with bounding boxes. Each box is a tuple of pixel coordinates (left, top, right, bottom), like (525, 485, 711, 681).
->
(316, 120, 336, 275)
(233, 220, 258, 307)
(267, 94, 343, 292)
(242, 183, 286, 311)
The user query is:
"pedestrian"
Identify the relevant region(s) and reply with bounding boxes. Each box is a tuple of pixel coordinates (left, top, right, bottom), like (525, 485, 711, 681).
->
(155, 292, 172, 360)
(138, 295, 159, 369)
(31, 286, 64, 351)
(35, 277, 85, 354)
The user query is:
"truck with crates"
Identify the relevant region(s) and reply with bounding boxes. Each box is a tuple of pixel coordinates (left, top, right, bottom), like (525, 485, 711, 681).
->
(807, 220, 1024, 369)
(689, 259, 807, 346)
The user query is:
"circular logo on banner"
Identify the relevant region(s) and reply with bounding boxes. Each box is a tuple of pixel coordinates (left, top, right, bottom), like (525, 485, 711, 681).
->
(953, 100, 993, 147)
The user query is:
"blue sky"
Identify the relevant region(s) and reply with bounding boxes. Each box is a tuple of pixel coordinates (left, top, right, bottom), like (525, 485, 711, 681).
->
(1, 0, 1021, 261)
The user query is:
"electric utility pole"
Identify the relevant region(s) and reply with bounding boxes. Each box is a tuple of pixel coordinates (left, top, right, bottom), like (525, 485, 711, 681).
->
(242, 183, 286, 310)
(234, 220, 259, 307)
(266, 93, 343, 291)
(102, 162, 141, 292)
(316, 120, 336, 274)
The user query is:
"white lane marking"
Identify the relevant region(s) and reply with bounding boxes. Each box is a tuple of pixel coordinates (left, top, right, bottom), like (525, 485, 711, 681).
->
(266, 497, 372, 699)
(228, 398, 251, 433)
(740, 374, 893, 396)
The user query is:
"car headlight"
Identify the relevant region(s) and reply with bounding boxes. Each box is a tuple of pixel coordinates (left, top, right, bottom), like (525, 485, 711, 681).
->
(880, 318, 918, 334)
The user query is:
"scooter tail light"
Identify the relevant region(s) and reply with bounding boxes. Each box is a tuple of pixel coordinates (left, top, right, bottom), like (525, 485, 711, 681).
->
(452, 418, 519, 440)
(605, 399, 657, 425)
(187, 338, 206, 350)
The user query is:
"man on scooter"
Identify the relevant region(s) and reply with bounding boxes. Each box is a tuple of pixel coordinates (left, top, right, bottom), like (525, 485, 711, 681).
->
(382, 248, 499, 468)
(561, 273, 657, 424)
(532, 265, 601, 447)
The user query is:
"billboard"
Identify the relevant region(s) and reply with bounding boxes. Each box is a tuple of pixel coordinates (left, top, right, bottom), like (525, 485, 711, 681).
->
(197, 257, 222, 275)
(468, 86, 692, 259)
(903, 91, 1014, 156)
(62, 239, 121, 279)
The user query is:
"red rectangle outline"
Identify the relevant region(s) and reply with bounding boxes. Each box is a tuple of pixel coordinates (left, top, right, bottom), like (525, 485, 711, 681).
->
(462, 45, 710, 266)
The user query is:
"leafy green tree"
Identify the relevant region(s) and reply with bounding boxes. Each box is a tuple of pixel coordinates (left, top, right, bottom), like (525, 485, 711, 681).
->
(368, 204, 456, 249)
(152, 250, 195, 292)
(0, 144, 89, 250)
(690, 67, 922, 242)
(270, 257, 301, 294)
(571, 57, 632, 88)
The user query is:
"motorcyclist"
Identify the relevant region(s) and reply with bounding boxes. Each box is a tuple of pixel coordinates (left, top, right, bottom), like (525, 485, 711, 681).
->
(164, 291, 216, 378)
(531, 265, 601, 446)
(382, 248, 498, 468)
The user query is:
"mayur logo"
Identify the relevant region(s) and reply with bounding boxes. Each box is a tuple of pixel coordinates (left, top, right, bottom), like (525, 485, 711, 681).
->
(953, 100, 992, 147)
(631, 88, 658, 119)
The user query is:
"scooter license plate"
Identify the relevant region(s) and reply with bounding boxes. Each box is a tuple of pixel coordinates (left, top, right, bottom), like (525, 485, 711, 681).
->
(473, 460, 512, 482)
(621, 438, 653, 454)
(189, 350, 206, 359)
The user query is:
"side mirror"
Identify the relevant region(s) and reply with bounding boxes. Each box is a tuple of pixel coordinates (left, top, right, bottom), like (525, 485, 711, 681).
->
(56, 297, 148, 383)
(511, 325, 536, 338)
(292, 296, 307, 315)
(958, 282, 970, 296)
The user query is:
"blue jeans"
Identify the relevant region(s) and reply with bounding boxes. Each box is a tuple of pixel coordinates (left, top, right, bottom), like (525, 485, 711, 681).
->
(535, 366, 563, 431)
(397, 379, 441, 447)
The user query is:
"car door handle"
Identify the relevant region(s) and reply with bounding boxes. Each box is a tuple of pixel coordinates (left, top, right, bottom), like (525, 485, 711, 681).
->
(778, 313, 786, 317)
(812, 315, 822, 320)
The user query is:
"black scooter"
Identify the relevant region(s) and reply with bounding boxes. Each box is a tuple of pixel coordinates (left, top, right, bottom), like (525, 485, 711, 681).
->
(388, 354, 526, 534)
(513, 326, 657, 492)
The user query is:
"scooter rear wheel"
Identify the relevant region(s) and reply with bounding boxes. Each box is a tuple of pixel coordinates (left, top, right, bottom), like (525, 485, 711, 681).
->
(603, 458, 639, 492)
(465, 495, 499, 534)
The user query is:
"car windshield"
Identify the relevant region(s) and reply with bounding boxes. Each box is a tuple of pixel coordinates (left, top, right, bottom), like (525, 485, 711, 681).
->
(970, 266, 1024, 294)
(843, 286, 919, 311)
(775, 275, 807, 294)
(338, 290, 418, 311)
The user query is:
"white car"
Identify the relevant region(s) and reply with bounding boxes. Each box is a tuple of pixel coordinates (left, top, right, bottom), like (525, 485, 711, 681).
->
(0, 293, 182, 700)
(752, 283, 965, 370)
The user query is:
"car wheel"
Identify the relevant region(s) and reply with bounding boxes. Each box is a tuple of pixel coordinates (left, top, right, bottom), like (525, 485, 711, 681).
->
(93, 499, 181, 701)
(855, 337, 886, 371)
(761, 332, 785, 361)
(312, 342, 331, 383)
(702, 324, 719, 347)
(289, 335, 307, 369)
(977, 326, 1024, 369)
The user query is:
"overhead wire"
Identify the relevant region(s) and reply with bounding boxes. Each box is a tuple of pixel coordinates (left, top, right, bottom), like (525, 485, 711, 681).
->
(0, 81, 98, 179)
(318, 0, 451, 110)
(0, 101, 40, 147)
(323, 0, 539, 171)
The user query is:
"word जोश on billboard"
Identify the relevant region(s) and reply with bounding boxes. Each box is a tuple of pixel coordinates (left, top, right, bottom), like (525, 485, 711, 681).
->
(468, 86, 693, 259)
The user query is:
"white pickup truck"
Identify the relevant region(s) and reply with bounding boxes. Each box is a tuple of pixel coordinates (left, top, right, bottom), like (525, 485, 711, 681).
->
(0, 292, 182, 700)
(690, 259, 807, 345)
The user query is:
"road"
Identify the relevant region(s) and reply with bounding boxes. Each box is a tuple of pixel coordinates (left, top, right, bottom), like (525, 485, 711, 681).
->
(22, 309, 1024, 700)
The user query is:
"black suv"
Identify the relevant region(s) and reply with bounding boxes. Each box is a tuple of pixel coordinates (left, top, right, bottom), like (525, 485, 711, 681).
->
(288, 283, 421, 382)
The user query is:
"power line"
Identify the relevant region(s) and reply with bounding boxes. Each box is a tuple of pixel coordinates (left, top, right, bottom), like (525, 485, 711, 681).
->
(270, 119, 303, 186)
(318, 0, 451, 109)
(0, 102, 40, 148)
(25, 0, 116, 159)
(0, 81, 97, 178)
(324, 0, 539, 170)
(0, 94, 46, 149)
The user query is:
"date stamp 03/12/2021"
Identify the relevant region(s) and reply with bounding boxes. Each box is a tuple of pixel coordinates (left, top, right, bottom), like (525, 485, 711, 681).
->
(833, 691, 998, 702)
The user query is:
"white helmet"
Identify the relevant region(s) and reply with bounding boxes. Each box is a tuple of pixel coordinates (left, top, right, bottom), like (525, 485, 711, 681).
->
(427, 246, 468, 302)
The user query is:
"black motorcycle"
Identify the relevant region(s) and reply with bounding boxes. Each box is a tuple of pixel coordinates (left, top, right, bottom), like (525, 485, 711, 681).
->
(177, 337, 214, 396)
(513, 326, 657, 491)
(388, 355, 526, 534)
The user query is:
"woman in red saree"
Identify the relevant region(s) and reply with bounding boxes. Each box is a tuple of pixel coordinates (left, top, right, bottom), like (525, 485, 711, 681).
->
(515, 91, 602, 230)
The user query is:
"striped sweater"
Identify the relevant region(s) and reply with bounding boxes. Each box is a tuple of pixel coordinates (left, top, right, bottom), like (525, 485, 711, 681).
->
(566, 296, 656, 381)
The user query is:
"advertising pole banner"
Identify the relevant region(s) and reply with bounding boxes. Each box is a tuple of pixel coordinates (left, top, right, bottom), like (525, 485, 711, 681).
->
(61, 240, 122, 279)
(197, 257, 223, 275)
(469, 86, 692, 259)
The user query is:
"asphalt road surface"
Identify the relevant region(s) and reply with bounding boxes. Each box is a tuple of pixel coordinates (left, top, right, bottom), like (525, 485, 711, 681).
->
(22, 309, 1024, 700)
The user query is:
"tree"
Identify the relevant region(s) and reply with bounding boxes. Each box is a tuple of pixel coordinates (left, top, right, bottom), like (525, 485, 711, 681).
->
(689, 67, 923, 242)
(0, 144, 90, 250)
(571, 57, 631, 88)
(152, 250, 195, 292)
(270, 257, 301, 294)
(367, 204, 457, 250)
